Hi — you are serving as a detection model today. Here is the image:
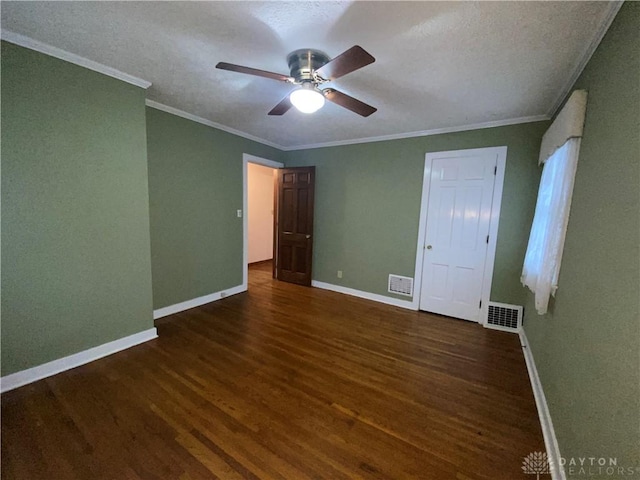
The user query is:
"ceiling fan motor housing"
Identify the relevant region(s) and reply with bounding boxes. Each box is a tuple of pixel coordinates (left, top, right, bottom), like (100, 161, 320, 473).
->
(287, 49, 330, 83)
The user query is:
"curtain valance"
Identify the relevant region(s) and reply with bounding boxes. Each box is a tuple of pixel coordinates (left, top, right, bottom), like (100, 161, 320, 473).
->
(539, 89, 588, 165)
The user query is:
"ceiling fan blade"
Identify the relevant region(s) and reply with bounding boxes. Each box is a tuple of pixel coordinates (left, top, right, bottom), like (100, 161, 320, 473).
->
(323, 89, 377, 117)
(315, 46, 375, 81)
(268, 94, 293, 116)
(216, 62, 293, 83)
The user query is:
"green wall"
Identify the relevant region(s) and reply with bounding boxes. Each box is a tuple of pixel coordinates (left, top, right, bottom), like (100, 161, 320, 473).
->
(523, 3, 640, 474)
(146, 107, 283, 309)
(285, 122, 548, 305)
(1, 42, 154, 376)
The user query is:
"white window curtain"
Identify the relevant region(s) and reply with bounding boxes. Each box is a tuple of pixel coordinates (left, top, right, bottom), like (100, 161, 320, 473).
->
(521, 90, 587, 314)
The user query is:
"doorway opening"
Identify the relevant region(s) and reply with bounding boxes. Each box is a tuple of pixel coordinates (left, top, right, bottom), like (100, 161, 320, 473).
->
(243, 154, 284, 289)
(248, 162, 276, 267)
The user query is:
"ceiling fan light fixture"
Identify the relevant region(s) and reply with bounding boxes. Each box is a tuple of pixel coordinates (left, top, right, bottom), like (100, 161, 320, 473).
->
(289, 85, 325, 114)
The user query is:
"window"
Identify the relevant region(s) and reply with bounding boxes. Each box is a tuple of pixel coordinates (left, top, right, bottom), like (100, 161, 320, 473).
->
(521, 90, 587, 315)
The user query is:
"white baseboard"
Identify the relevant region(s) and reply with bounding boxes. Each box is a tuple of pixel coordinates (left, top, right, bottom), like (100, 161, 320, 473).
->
(153, 284, 246, 319)
(311, 280, 416, 310)
(0, 328, 158, 393)
(519, 329, 565, 480)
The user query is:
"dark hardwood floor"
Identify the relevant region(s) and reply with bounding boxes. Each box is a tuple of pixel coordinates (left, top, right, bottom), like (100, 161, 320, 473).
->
(1, 262, 544, 479)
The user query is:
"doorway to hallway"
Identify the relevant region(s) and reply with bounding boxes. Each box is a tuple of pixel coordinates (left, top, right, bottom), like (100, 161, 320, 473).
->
(243, 154, 284, 288)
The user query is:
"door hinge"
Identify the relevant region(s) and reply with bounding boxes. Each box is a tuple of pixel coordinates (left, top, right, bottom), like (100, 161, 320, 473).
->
(486, 235, 489, 244)
(479, 300, 482, 309)
(494, 166, 497, 175)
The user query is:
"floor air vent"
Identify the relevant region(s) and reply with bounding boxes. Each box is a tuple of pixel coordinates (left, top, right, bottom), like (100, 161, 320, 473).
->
(486, 302, 522, 332)
(388, 274, 413, 297)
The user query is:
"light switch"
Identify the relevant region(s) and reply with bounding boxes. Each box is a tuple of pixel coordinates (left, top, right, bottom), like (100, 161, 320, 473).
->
(237, 209, 242, 218)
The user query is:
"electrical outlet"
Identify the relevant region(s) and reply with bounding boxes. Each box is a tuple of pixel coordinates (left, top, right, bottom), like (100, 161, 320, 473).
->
(236, 209, 242, 218)
(337, 270, 343, 279)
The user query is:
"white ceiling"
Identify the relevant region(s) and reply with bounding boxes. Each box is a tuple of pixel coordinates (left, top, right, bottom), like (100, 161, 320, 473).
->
(1, 1, 619, 149)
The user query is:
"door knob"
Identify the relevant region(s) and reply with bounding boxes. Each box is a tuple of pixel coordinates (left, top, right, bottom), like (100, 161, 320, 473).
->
(306, 234, 312, 239)
(426, 245, 432, 250)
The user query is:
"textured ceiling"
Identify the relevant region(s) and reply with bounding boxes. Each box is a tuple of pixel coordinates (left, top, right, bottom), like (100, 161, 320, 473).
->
(1, 1, 617, 149)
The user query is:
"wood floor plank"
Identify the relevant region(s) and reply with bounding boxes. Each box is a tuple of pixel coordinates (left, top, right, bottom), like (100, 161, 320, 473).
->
(1, 262, 545, 479)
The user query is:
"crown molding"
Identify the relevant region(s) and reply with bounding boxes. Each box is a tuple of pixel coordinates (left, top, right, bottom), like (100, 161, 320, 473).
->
(1, 30, 151, 89)
(547, 1, 623, 117)
(280, 114, 550, 151)
(145, 100, 285, 150)
(146, 100, 548, 151)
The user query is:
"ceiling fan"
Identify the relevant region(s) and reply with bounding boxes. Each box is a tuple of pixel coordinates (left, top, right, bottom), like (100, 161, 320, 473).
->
(216, 46, 377, 117)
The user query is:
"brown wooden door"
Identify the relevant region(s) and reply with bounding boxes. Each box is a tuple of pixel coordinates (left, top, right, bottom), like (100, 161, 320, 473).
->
(275, 167, 315, 286)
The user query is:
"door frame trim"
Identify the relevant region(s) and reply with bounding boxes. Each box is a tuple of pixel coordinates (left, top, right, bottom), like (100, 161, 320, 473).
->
(411, 146, 507, 323)
(242, 154, 285, 289)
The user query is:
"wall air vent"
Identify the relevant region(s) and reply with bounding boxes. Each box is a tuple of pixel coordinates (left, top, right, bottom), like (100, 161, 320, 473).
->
(388, 274, 413, 297)
(486, 302, 523, 333)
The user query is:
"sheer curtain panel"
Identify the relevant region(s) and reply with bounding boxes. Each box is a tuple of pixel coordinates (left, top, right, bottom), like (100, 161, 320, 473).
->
(522, 90, 587, 314)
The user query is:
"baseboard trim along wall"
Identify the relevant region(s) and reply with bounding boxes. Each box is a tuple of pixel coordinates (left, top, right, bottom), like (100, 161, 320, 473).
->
(0, 328, 158, 393)
(519, 329, 566, 480)
(311, 280, 416, 310)
(153, 284, 246, 320)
